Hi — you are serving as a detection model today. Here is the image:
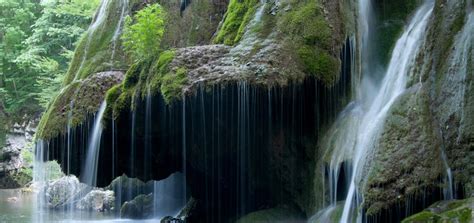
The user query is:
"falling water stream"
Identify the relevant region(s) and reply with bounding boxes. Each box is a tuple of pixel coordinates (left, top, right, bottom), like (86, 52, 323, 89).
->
(73, 0, 129, 81)
(337, 2, 434, 223)
(73, 0, 111, 81)
(81, 101, 107, 186)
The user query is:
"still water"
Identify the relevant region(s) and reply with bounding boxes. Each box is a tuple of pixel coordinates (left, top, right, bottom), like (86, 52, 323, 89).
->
(0, 189, 160, 223)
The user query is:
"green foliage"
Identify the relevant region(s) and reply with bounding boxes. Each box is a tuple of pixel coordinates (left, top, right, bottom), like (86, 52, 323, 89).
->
(278, 0, 339, 86)
(122, 3, 166, 61)
(213, 0, 260, 45)
(0, 0, 99, 119)
(45, 161, 64, 181)
(21, 148, 34, 166)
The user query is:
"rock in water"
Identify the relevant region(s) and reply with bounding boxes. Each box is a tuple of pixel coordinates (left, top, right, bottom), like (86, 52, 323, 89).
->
(120, 193, 154, 219)
(76, 189, 115, 212)
(44, 176, 87, 208)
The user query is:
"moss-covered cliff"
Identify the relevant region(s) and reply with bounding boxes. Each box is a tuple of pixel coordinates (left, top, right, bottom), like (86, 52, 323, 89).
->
(361, 0, 473, 219)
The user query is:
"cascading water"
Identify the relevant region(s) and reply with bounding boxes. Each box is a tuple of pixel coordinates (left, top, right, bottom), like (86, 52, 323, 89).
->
(111, 0, 129, 63)
(152, 173, 187, 218)
(73, 0, 111, 81)
(337, 2, 434, 222)
(73, 0, 129, 81)
(81, 101, 107, 186)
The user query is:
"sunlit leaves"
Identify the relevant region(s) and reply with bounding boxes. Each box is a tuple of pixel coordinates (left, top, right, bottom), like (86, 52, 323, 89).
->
(122, 3, 166, 61)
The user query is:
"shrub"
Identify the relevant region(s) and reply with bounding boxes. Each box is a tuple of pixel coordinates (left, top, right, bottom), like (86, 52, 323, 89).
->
(122, 4, 166, 61)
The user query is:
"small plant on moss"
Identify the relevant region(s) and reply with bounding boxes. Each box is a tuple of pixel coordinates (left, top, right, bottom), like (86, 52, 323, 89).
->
(122, 3, 166, 61)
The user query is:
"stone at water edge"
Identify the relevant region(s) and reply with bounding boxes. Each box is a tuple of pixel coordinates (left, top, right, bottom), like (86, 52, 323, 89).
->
(44, 175, 88, 208)
(161, 216, 184, 223)
(76, 189, 115, 212)
(120, 193, 154, 219)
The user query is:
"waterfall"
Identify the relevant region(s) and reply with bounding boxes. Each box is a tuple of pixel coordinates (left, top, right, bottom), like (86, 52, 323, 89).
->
(33, 141, 47, 223)
(152, 173, 187, 218)
(73, 0, 111, 81)
(81, 101, 107, 186)
(338, 2, 434, 222)
(111, 0, 129, 64)
(440, 11, 474, 200)
(73, 0, 129, 81)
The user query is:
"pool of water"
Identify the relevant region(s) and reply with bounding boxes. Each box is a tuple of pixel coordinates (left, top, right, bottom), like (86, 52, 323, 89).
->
(0, 189, 162, 222)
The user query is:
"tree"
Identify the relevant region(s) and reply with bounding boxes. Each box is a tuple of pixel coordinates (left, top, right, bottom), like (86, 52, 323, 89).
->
(0, 0, 99, 116)
(122, 3, 166, 61)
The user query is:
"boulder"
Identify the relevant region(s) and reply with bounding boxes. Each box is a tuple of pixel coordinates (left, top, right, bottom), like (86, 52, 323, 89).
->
(44, 175, 88, 208)
(120, 193, 154, 219)
(76, 189, 115, 212)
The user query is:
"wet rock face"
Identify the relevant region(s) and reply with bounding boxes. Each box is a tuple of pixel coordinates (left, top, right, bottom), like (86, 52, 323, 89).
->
(364, 85, 445, 217)
(0, 119, 37, 188)
(361, 1, 473, 220)
(37, 71, 124, 140)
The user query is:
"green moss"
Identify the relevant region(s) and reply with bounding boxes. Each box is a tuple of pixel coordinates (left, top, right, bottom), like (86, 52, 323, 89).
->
(298, 46, 339, 85)
(123, 63, 141, 89)
(213, 0, 260, 45)
(153, 50, 175, 74)
(237, 207, 305, 223)
(280, 1, 332, 50)
(403, 211, 441, 222)
(402, 198, 474, 223)
(277, 0, 340, 86)
(36, 82, 81, 139)
(160, 67, 188, 103)
(63, 0, 142, 85)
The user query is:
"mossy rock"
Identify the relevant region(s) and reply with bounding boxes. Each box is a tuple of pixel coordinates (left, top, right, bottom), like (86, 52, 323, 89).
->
(37, 71, 124, 139)
(237, 206, 305, 223)
(277, 0, 341, 86)
(120, 193, 154, 219)
(63, 0, 144, 84)
(402, 198, 474, 223)
(364, 85, 444, 216)
(159, 0, 228, 49)
(213, 0, 261, 45)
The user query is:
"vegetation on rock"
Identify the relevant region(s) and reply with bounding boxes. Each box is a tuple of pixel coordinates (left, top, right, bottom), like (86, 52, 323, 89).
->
(122, 3, 166, 61)
(213, 0, 260, 45)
